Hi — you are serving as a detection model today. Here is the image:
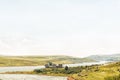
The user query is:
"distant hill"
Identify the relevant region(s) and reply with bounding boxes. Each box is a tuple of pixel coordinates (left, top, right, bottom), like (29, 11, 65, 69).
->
(87, 54, 120, 61)
(0, 55, 94, 66)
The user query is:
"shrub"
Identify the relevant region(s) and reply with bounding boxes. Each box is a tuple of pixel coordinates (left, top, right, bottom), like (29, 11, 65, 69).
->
(65, 66, 69, 71)
(34, 69, 43, 73)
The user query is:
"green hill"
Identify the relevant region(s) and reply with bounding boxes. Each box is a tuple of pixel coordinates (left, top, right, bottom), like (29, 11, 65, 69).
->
(0, 55, 94, 66)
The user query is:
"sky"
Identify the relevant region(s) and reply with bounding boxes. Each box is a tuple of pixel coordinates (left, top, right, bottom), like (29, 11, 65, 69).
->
(0, 0, 120, 57)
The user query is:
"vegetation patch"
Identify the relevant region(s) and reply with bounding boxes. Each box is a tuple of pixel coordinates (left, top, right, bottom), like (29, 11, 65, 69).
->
(104, 74, 120, 80)
(0, 56, 94, 66)
(4, 62, 120, 80)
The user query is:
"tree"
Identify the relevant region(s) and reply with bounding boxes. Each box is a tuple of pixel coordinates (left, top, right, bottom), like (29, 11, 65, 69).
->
(65, 66, 69, 70)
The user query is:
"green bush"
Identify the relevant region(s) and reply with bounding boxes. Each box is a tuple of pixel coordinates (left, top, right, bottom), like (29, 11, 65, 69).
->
(33, 65, 100, 75)
(34, 69, 43, 73)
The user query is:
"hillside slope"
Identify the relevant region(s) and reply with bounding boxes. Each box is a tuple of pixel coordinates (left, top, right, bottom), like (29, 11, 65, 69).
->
(71, 61, 120, 80)
(87, 54, 120, 61)
(0, 55, 94, 66)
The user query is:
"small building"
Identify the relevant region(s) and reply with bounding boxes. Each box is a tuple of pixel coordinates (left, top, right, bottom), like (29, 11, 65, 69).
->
(57, 64, 63, 68)
(45, 62, 63, 68)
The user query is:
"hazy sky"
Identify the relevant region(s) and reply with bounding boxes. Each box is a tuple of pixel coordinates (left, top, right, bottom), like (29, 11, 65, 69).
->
(0, 0, 120, 57)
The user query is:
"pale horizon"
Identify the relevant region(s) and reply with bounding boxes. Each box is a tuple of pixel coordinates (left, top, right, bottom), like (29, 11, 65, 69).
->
(0, 0, 120, 57)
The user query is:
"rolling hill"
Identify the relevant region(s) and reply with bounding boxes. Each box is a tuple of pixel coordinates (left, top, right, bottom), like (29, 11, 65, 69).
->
(87, 54, 120, 61)
(0, 55, 94, 66)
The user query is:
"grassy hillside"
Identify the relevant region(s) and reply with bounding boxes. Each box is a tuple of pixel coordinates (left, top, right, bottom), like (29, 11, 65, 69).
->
(71, 62, 120, 80)
(0, 55, 94, 66)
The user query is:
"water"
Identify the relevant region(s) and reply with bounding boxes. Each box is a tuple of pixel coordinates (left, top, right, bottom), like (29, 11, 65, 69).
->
(63, 61, 108, 67)
(0, 74, 67, 80)
(0, 61, 108, 73)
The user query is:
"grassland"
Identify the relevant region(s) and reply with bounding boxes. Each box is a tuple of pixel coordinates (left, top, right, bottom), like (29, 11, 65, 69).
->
(5, 62, 120, 80)
(0, 55, 94, 66)
(71, 62, 120, 80)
